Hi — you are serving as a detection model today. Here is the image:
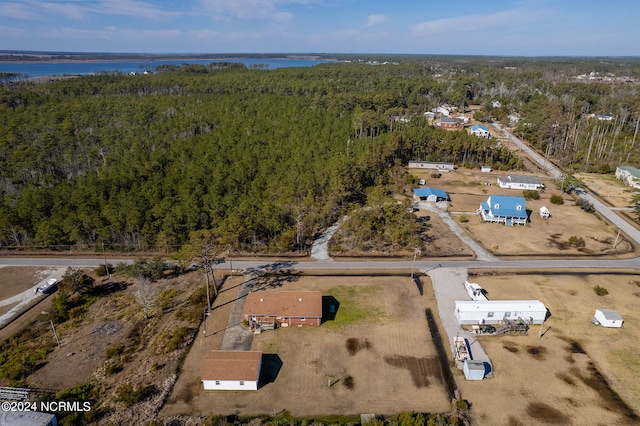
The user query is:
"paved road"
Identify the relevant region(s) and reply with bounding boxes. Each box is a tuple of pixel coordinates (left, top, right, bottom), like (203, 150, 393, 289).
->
(1, 257, 640, 271)
(492, 122, 640, 246)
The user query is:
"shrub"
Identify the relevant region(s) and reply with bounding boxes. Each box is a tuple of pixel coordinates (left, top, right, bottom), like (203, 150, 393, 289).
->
(458, 215, 469, 223)
(576, 198, 595, 213)
(550, 194, 564, 205)
(593, 285, 609, 296)
(115, 383, 150, 407)
(522, 190, 540, 200)
(95, 263, 113, 277)
(568, 236, 585, 247)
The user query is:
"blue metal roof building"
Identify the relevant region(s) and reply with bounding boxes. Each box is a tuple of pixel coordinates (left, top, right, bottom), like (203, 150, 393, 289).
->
(476, 195, 528, 226)
(414, 187, 449, 202)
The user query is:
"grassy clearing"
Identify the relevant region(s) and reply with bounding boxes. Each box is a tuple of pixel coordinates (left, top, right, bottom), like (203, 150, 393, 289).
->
(323, 285, 385, 329)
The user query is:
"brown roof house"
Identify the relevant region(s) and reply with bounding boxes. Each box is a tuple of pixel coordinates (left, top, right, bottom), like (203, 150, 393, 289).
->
(243, 291, 322, 332)
(202, 350, 262, 390)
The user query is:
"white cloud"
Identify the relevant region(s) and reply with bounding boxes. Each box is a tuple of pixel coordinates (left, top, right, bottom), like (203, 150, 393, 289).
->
(411, 7, 542, 36)
(0, 2, 42, 20)
(365, 14, 387, 27)
(0, 25, 25, 37)
(198, 0, 315, 21)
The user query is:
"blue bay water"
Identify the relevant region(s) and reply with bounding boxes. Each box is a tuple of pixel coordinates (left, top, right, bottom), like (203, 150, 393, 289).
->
(0, 57, 334, 78)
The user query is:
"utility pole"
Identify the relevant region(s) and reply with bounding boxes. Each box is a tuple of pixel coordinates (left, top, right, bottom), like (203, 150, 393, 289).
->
(613, 227, 622, 249)
(411, 248, 420, 279)
(50, 320, 61, 347)
(102, 242, 110, 278)
(228, 246, 233, 275)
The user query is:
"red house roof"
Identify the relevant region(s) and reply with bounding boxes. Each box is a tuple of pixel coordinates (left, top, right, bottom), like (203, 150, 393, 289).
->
(243, 291, 322, 319)
(201, 350, 262, 381)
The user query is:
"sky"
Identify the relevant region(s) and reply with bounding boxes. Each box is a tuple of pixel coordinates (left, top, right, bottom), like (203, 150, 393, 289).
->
(0, 0, 638, 56)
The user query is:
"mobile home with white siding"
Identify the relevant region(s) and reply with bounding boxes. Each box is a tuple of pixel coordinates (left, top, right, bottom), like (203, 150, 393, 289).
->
(455, 300, 547, 325)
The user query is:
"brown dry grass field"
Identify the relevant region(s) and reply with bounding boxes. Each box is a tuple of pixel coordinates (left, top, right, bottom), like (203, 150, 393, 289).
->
(162, 275, 452, 418)
(1, 266, 640, 424)
(460, 271, 640, 426)
(410, 168, 637, 257)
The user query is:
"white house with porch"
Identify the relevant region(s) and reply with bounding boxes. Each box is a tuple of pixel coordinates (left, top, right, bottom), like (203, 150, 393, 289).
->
(476, 195, 528, 226)
(470, 124, 491, 138)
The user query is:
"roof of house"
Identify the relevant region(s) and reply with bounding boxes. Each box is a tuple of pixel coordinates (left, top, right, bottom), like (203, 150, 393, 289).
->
(243, 291, 323, 318)
(439, 116, 457, 123)
(202, 351, 262, 381)
(617, 166, 640, 178)
(498, 175, 543, 185)
(480, 195, 528, 219)
(595, 309, 623, 321)
(455, 300, 547, 312)
(414, 187, 449, 199)
(471, 124, 489, 132)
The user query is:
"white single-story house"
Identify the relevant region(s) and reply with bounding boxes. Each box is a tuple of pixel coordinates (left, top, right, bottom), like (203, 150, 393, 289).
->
(408, 161, 455, 172)
(202, 351, 262, 391)
(615, 166, 640, 189)
(476, 195, 528, 226)
(414, 187, 449, 202)
(481, 166, 492, 173)
(455, 300, 547, 325)
(435, 106, 450, 116)
(470, 124, 491, 138)
(497, 175, 545, 190)
(424, 111, 435, 121)
(463, 360, 485, 381)
(539, 206, 551, 219)
(594, 309, 624, 328)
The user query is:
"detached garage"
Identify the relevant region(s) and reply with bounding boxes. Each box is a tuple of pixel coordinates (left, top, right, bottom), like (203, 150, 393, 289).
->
(594, 309, 624, 328)
(202, 351, 262, 391)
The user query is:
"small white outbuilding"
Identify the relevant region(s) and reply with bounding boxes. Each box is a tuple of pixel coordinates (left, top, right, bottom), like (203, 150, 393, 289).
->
(594, 309, 624, 328)
(539, 206, 551, 219)
(463, 360, 485, 380)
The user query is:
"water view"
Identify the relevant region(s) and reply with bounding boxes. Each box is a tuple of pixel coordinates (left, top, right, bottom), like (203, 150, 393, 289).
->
(0, 57, 334, 78)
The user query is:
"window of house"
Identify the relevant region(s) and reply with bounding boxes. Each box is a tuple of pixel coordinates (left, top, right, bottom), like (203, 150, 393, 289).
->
(301, 318, 305, 321)
(505, 312, 511, 318)
(487, 312, 494, 318)
(215, 381, 220, 385)
(240, 381, 244, 386)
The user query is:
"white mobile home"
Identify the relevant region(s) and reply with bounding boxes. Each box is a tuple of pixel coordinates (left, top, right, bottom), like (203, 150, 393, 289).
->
(455, 300, 547, 325)
(408, 161, 455, 171)
(497, 175, 544, 190)
(594, 309, 623, 328)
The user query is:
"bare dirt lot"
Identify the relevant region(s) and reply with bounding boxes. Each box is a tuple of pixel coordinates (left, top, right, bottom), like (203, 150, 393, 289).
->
(162, 275, 452, 418)
(411, 169, 636, 257)
(459, 271, 640, 426)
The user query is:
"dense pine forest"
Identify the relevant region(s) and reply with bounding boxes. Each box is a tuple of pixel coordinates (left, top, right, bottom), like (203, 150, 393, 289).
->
(1, 58, 640, 253)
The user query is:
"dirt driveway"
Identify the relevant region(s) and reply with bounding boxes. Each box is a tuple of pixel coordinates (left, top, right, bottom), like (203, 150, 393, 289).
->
(162, 275, 451, 418)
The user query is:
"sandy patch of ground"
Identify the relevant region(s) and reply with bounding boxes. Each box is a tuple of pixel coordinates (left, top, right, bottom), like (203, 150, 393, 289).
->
(458, 272, 640, 425)
(162, 275, 452, 418)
